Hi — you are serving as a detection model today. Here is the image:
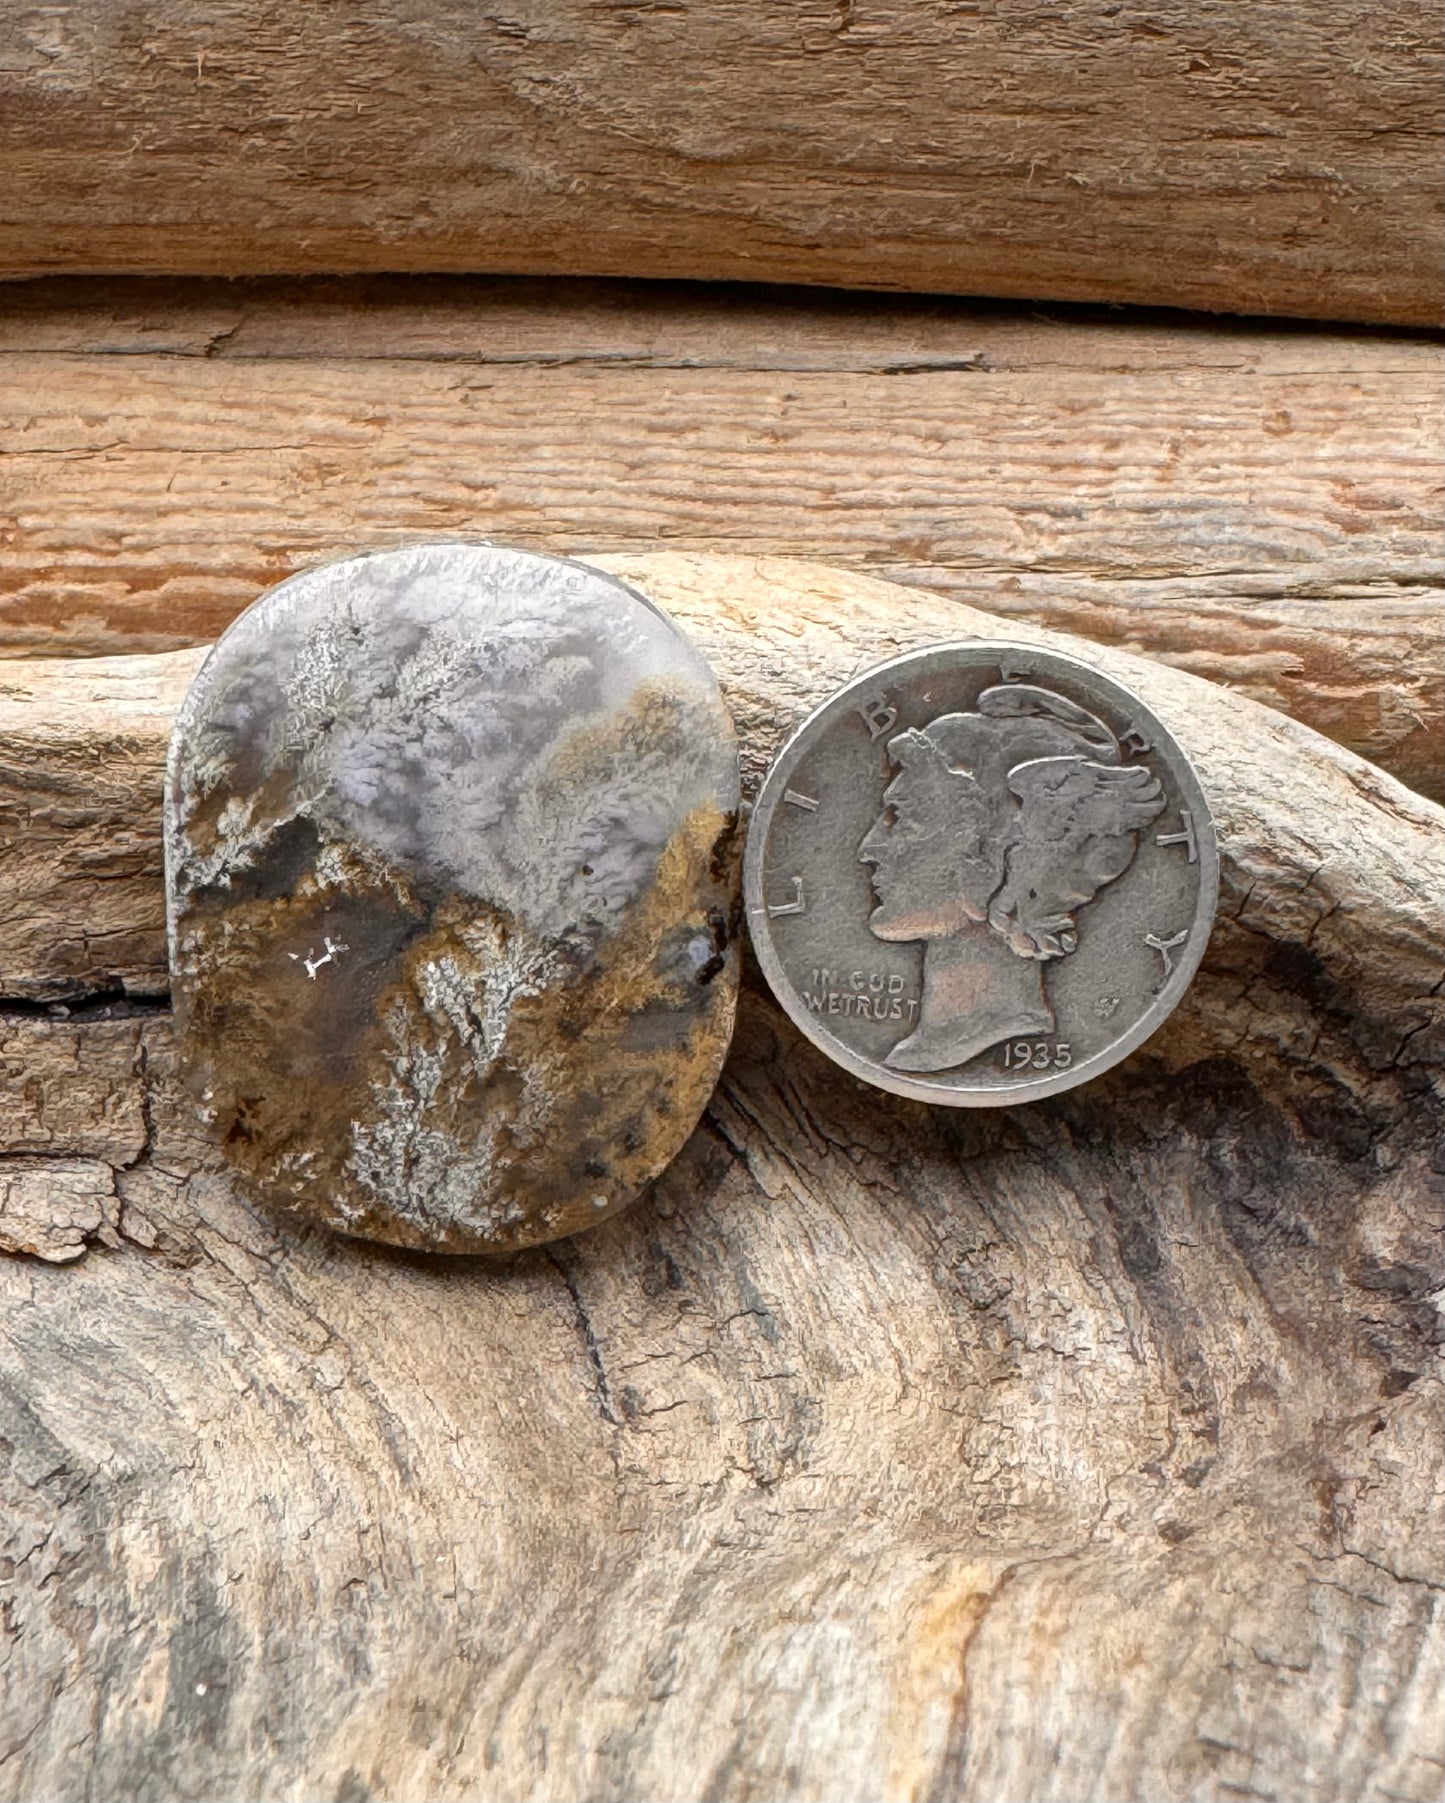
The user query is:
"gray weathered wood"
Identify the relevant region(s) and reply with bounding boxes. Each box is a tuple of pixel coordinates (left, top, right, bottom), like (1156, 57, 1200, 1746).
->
(0, 2, 1440, 324)
(0, 647, 198, 1002)
(2, 556, 1441, 1802)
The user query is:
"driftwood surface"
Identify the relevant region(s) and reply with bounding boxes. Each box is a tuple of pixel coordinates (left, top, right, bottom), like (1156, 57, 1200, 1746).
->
(2, 554, 1442, 1803)
(0, 2, 1441, 326)
(2, 278, 1440, 800)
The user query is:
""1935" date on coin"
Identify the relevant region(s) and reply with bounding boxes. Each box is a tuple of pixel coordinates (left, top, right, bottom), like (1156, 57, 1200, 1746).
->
(999, 1040, 1072, 1071)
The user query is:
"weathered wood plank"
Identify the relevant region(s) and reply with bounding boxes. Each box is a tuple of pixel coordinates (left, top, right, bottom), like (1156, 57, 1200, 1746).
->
(2, 556, 1441, 1802)
(1, 280, 1439, 794)
(0, 1016, 149, 1165)
(0, 3, 1440, 324)
(0, 648, 203, 1001)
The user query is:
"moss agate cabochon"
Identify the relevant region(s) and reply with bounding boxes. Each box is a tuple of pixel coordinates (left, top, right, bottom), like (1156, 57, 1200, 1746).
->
(164, 544, 741, 1253)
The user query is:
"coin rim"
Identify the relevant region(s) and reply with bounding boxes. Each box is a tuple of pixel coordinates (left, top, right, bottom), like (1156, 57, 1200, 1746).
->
(742, 641, 1220, 1107)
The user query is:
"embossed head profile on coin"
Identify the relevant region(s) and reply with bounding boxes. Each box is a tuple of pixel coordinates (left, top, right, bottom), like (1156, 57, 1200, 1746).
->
(857, 685, 1166, 1073)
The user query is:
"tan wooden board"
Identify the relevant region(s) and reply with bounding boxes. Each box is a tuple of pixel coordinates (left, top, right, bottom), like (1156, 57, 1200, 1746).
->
(1, 278, 1439, 796)
(0, 2, 1441, 325)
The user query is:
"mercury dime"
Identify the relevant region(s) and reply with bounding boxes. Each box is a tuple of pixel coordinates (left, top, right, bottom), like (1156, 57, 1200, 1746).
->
(744, 643, 1218, 1105)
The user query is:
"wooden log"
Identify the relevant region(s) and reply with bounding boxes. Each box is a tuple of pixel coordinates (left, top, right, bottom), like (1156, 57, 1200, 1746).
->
(0, 649, 195, 1003)
(0, 2, 1440, 325)
(1, 279, 1440, 797)
(2, 554, 1441, 1802)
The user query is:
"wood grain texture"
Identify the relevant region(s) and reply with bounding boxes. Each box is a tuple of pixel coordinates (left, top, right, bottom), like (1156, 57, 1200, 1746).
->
(0, 648, 201, 1002)
(0, 2, 1441, 324)
(1, 278, 1440, 796)
(2, 555, 1441, 1802)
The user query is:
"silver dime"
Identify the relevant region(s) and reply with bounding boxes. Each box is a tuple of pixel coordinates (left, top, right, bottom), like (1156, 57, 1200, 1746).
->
(743, 643, 1218, 1105)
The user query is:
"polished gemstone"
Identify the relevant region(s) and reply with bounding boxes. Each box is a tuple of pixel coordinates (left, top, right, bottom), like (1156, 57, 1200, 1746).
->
(165, 544, 740, 1252)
